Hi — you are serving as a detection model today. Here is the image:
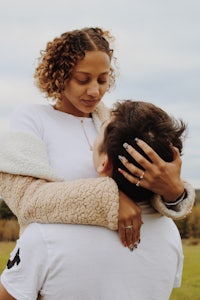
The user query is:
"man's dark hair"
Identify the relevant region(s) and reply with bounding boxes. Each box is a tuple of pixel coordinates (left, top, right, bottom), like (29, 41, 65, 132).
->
(99, 100, 187, 202)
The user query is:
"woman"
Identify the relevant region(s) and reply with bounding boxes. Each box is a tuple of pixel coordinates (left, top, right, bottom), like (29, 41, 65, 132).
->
(0, 27, 194, 246)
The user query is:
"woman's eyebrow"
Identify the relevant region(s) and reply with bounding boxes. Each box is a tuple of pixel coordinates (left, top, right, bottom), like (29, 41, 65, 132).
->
(74, 71, 109, 75)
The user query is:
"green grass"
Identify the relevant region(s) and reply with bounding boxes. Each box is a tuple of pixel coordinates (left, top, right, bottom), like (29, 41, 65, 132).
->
(170, 243, 200, 300)
(1, 242, 200, 299)
(0, 242, 15, 273)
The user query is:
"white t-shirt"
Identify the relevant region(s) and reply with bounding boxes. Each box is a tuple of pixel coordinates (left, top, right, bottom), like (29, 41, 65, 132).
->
(1, 103, 184, 300)
(9, 103, 98, 180)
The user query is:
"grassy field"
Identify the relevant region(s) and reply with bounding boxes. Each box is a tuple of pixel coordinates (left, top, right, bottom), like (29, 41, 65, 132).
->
(170, 242, 200, 300)
(0, 242, 16, 273)
(0, 242, 199, 299)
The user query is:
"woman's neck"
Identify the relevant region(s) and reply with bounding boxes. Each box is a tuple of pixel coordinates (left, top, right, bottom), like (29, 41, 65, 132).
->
(53, 101, 91, 118)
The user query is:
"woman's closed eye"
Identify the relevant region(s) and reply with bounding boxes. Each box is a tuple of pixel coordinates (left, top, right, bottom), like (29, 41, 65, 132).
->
(73, 75, 90, 84)
(72, 73, 109, 85)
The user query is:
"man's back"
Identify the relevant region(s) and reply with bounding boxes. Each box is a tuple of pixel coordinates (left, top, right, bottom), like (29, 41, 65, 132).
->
(1, 203, 183, 300)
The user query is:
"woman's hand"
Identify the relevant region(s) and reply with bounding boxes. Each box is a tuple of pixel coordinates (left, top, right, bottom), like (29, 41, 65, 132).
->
(118, 191, 142, 251)
(118, 139, 184, 202)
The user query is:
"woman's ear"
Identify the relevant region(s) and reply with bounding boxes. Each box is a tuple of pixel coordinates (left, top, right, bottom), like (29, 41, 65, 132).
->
(96, 153, 113, 176)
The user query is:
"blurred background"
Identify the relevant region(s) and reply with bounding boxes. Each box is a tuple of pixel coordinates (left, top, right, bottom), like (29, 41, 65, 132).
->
(1, 0, 199, 188)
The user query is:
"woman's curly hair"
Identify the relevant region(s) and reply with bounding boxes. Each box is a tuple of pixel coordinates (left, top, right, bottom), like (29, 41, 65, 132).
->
(34, 27, 117, 101)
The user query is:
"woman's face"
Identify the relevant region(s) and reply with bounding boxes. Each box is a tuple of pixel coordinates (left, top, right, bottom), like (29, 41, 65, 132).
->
(58, 51, 111, 117)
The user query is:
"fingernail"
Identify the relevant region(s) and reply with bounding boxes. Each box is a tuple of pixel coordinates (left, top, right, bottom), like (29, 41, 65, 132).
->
(129, 244, 134, 251)
(135, 137, 139, 143)
(123, 142, 129, 149)
(118, 155, 123, 162)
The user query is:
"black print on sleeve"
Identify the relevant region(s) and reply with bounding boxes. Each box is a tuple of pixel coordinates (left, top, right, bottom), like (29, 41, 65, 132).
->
(7, 248, 21, 269)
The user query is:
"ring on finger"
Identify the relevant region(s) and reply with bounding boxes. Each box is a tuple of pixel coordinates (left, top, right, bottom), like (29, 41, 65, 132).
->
(136, 179, 141, 187)
(124, 225, 133, 230)
(139, 171, 145, 180)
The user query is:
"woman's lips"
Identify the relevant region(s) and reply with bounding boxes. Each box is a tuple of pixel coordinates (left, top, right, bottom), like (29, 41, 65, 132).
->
(82, 100, 99, 107)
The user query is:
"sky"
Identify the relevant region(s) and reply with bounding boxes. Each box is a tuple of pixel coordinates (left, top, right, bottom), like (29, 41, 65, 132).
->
(0, 0, 199, 188)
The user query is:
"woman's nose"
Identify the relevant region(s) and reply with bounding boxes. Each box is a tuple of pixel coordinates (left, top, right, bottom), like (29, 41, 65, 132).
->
(87, 82, 100, 97)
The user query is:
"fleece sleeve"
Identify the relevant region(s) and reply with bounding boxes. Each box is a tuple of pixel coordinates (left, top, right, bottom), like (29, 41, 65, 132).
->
(151, 181, 195, 220)
(0, 172, 119, 231)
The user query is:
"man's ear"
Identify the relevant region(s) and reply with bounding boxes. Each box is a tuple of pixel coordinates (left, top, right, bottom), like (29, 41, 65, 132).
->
(96, 153, 113, 176)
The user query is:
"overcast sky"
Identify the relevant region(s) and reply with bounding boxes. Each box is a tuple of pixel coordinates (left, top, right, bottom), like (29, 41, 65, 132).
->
(0, 0, 199, 188)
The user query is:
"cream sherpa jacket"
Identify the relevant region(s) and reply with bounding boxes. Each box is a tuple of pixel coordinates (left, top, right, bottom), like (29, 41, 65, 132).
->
(0, 102, 195, 233)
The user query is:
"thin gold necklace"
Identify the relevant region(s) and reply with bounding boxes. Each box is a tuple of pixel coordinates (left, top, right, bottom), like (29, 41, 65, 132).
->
(80, 119, 93, 151)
